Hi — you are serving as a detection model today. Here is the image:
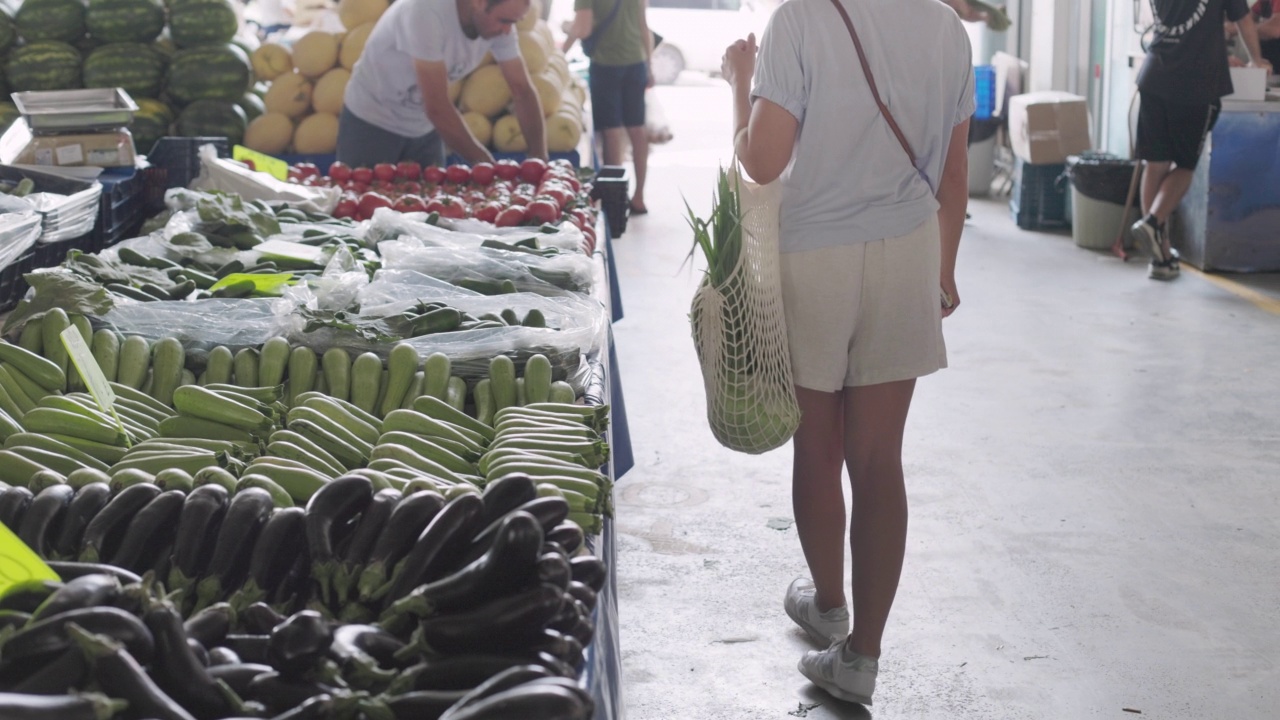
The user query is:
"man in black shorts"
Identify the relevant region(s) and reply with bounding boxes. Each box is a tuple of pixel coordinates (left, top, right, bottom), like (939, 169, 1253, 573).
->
(1132, 0, 1271, 280)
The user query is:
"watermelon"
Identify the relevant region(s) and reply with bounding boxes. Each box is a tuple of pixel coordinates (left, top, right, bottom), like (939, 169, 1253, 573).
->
(15, 0, 87, 44)
(169, 0, 238, 49)
(237, 92, 265, 122)
(0, 102, 17, 133)
(6, 41, 83, 92)
(177, 99, 246, 145)
(167, 43, 252, 105)
(87, 0, 166, 44)
(130, 102, 171, 155)
(84, 43, 166, 99)
(0, 7, 16, 55)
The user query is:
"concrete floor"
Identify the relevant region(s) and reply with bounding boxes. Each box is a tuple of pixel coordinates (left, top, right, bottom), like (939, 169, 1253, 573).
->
(608, 79, 1280, 720)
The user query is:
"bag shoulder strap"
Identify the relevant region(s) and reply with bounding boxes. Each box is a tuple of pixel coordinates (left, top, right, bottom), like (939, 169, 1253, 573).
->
(826, 0, 918, 170)
(587, 0, 625, 45)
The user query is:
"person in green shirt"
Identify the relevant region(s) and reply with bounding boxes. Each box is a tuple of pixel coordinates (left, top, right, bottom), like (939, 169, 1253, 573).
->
(564, 0, 654, 215)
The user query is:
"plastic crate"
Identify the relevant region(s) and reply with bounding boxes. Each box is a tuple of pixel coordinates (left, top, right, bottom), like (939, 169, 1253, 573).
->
(91, 167, 149, 252)
(591, 165, 630, 238)
(974, 65, 996, 120)
(33, 234, 87, 268)
(1010, 158, 1069, 230)
(143, 136, 230, 212)
(0, 250, 36, 313)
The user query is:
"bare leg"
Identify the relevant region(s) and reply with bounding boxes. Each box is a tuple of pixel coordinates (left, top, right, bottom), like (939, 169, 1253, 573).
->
(625, 125, 649, 212)
(1139, 161, 1172, 217)
(843, 379, 916, 659)
(1150, 167, 1195, 256)
(792, 386, 848, 613)
(601, 127, 626, 166)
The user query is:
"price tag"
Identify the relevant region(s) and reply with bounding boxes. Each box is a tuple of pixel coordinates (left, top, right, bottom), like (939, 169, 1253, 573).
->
(0, 522, 59, 598)
(60, 327, 128, 440)
(233, 145, 290, 181)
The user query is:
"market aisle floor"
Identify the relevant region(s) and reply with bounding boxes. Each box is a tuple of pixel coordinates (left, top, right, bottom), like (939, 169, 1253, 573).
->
(607, 80, 1280, 720)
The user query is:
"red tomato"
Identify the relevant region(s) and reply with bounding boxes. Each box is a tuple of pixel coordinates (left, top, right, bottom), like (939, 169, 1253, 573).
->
(519, 158, 547, 185)
(540, 183, 572, 209)
(393, 195, 428, 213)
(463, 189, 488, 205)
(243, 159, 257, 171)
(357, 191, 393, 220)
(472, 202, 502, 224)
(352, 166, 374, 184)
(426, 195, 468, 219)
(395, 161, 422, 182)
(494, 206, 526, 227)
(471, 162, 496, 185)
(328, 161, 352, 182)
(333, 198, 359, 219)
(445, 164, 472, 184)
(423, 165, 447, 184)
(509, 193, 531, 207)
(287, 167, 305, 182)
(571, 208, 594, 229)
(352, 182, 370, 195)
(549, 158, 574, 174)
(495, 159, 521, 181)
(525, 199, 559, 225)
(373, 179, 396, 193)
(296, 162, 321, 179)
(373, 163, 397, 182)
(400, 181, 423, 196)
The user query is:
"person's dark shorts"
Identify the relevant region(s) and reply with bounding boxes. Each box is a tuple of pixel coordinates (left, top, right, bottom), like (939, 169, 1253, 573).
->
(335, 106, 443, 168)
(589, 61, 647, 130)
(1135, 92, 1221, 169)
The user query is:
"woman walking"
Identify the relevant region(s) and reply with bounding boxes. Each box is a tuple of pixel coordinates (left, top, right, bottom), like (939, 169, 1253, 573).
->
(722, 0, 973, 705)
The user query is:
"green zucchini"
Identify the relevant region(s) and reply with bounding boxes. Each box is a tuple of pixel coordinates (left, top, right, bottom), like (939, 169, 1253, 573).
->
(40, 308, 72, 389)
(548, 381, 577, 404)
(149, 337, 185, 406)
(258, 337, 291, 388)
(234, 348, 260, 387)
(173, 385, 275, 433)
(0, 365, 36, 414)
(206, 346, 235, 385)
(350, 352, 384, 415)
(474, 379, 495, 427)
(489, 355, 516, 411)
(287, 346, 319, 406)
(0, 340, 67, 393)
(523, 354, 553, 405)
(381, 344, 420, 418)
(412, 394, 495, 441)
(117, 336, 151, 390)
(445, 376, 467, 412)
(158, 416, 259, 444)
(21, 407, 127, 446)
(322, 348, 351, 402)
(401, 371, 425, 410)
(91, 330, 121, 384)
(17, 319, 42, 354)
(423, 352, 451, 401)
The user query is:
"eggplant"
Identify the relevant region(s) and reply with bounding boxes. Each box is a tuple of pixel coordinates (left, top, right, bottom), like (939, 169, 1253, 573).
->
(266, 693, 333, 720)
(545, 521, 585, 555)
(30, 574, 121, 623)
(0, 605, 154, 668)
(207, 663, 273, 695)
(334, 488, 400, 604)
(331, 622, 407, 669)
(241, 602, 287, 635)
(304, 475, 373, 607)
(0, 609, 32, 632)
(566, 581, 598, 612)
(328, 624, 402, 688)
(5, 647, 88, 694)
(356, 490, 445, 604)
(0, 580, 60, 613)
(221, 634, 271, 664)
(238, 507, 306, 608)
(184, 602, 233, 648)
(568, 555, 606, 594)
(244, 672, 334, 715)
(192, 487, 274, 613)
(411, 583, 564, 656)
(0, 486, 34, 530)
(207, 647, 242, 666)
(525, 628, 576, 664)
(189, 638, 211, 667)
(267, 610, 332, 677)
(78, 483, 161, 564)
(44, 561, 141, 585)
(110, 490, 187, 573)
(168, 484, 230, 596)
(0, 692, 127, 720)
(446, 664, 554, 714)
(383, 511, 543, 626)
(452, 497, 569, 571)
(536, 552, 571, 590)
(480, 474, 538, 526)
(390, 654, 551, 694)
(51, 484, 111, 559)
(437, 679, 593, 720)
(68, 624, 197, 720)
(383, 493, 486, 606)
(17, 484, 75, 559)
(144, 601, 236, 719)
(383, 690, 469, 720)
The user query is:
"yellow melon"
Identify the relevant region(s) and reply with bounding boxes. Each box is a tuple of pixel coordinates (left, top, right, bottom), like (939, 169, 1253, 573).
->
(492, 113, 526, 153)
(534, 22, 555, 51)
(244, 112, 294, 155)
(337, 0, 388, 30)
(480, 51, 495, 67)
(339, 22, 375, 69)
(252, 43, 293, 81)
(462, 111, 493, 146)
(293, 32, 340, 78)
(264, 72, 314, 119)
(547, 54, 570, 85)
(532, 71, 562, 117)
(547, 110, 582, 153)
(448, 79, 462, 104)
(294, 112, 340, 153)
(516, 0, 540, 32)
(460, 65, 512, 118)
(313, 67, 350, 115)
(517, 31, 548, 75)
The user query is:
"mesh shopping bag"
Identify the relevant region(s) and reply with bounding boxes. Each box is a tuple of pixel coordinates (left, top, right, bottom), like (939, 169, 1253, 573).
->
(689, 164, 800, 454)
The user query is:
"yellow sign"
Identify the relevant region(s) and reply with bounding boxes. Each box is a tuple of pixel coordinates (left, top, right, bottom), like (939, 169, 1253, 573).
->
(0, 522, 60, 597)
(209, 272, 296, 297)
(61, 327, 129, 445)
(233, 145, 290, 181)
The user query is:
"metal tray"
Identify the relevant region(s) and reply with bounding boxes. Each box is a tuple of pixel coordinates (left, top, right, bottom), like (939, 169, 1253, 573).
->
(11, 88, 138, 132)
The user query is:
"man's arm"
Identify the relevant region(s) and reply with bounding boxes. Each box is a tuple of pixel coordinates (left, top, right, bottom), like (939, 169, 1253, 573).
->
(500, 58, 547, 160)
(562, 9, 593, 52)
(415, 59, 493, 164)
(936, 119, 969, 317)
(1235, 15, 1275, 71)
(1258, 12, 1280, 40)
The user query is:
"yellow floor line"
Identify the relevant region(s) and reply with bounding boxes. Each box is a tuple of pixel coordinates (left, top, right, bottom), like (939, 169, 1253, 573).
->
(1184, 265, 1280, 316)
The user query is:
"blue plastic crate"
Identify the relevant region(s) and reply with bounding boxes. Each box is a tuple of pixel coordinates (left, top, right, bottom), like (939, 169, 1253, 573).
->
(974, 65, 996, 120)
(92, 167, 149, 252)
(144, 137, 230, 212)
(1010, 158, 1069, 230)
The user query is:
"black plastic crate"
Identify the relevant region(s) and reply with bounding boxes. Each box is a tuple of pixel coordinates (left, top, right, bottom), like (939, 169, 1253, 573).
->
(0, 250, 36, 313)
(92, 167, 150, 252)
(591, 165, 630, 239)
(143, 136, 230, 212)
(33, 235, 86, 268)
(1010, 158, 1069, 230)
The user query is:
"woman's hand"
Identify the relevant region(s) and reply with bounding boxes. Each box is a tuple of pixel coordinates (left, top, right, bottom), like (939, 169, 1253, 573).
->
(940, 278, 960, 318)
(721, 33, 757, 88)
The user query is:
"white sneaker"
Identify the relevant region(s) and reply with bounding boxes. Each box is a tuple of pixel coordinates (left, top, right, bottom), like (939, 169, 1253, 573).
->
(783, 578, 849, 645)
(798, 640, 878, 706)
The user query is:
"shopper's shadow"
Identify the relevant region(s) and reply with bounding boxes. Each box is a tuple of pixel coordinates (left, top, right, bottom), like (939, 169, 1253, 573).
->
(794, 686, 873, 719)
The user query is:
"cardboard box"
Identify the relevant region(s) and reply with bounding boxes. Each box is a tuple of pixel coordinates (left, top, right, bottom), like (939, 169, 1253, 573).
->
(0, 118, 136, 168)
(1008, 91, 1092, 164)
(1224, 67, 1267, 102)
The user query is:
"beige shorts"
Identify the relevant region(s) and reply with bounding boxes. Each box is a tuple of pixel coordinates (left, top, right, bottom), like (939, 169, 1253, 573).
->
(780, 216, 947, 391)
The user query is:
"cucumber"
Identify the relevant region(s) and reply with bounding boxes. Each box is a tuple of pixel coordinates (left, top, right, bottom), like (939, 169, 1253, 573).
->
(8, 445, 91, 476)
(2, 363, 52, 406)
(412, 394, 495, 441)
(381, 344, 420, 418)
(401, 371, 425, 411)
(206, 346, 235, 385)
(474, 379, 495, 427)
(322, 348, 351, 402)
(287, 406, 374, 457)
(21, 407, 127, 446)
(300, 396, 381, 445)
(117, 336, 151, 390)
(46, 434, 129, 465)
(4, 433, 111, 473)
(523, 354, 553, 405)
(0, 340, 67, 393)
(445, 377, 467, 412)
(193, 466, 238, 493)
(376, 431, 478, 476)
(267, 440, 344, 477)
(350, 352, 384, 415)
(180, 368, 197, 387)
(69, 314, 93, 345)
(243, 463, 328, 503)
(287, 346, 319, 406)
(0, 407, 22, 440)
(154, 468, 195, 492)
(110, 451, 222, 477)
(0, 449, 57, 486)
(17, 319, 42, 354)
(382, 409, 486, 454)
(299, 393, 383, 431)
(258, 337, 291, 388)
(158, 416, 259, 444)
(40, 308, 72, 389)
(0, 365, 36, 414)
(375, 368, 390, 416)
(149, 337, 185, 407)
(91, 330, 121, 384)
(289, 419, 366, 470)
(67, 467, 112, 489)
(236, 473, 298, 507)
(489, 356, 517, 411)
(548, 381, 576, 404)
(234, 348, 260, 387)
(423, 353, 451, 401)
(270, 429, 347, 476)
(173, 385, 275, 433)
(516, 378, 526, 407)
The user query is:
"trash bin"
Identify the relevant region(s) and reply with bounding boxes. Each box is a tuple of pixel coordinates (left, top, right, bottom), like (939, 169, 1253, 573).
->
(1066, 153, 1140, 250)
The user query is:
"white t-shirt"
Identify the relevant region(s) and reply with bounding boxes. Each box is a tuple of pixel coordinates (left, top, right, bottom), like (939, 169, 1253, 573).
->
(752, 0, 975, 253)
(344, 0, 521, 138)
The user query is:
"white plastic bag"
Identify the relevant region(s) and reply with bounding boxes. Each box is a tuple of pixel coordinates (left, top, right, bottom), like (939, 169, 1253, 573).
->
(190, 144, 341, 214)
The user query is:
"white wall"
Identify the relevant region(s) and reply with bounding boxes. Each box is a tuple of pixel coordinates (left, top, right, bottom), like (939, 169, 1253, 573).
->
(1101, 0, 1147, 156)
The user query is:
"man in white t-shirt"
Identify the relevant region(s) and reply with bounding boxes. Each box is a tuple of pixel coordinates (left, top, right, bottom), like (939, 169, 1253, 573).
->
(337, 0, 547, 167)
